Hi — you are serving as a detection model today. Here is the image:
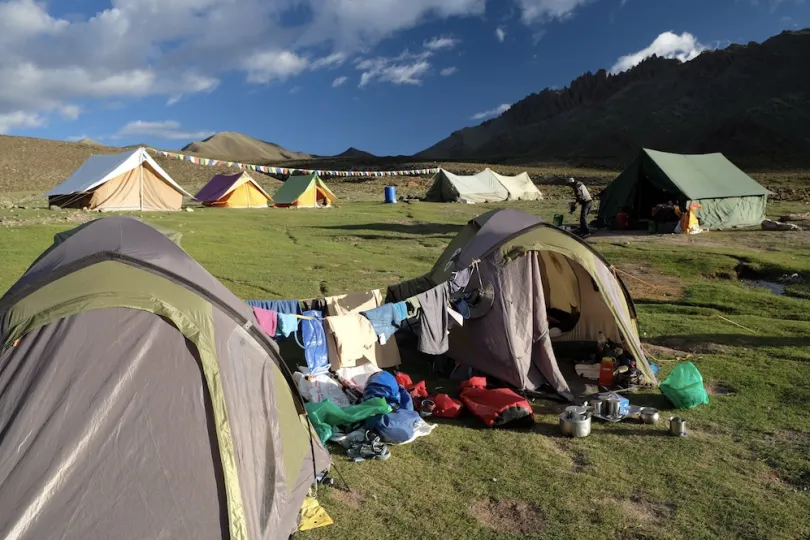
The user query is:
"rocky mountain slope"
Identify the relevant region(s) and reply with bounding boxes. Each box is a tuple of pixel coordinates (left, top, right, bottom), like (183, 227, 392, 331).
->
(182, 132, 311, 163)
(418, 29, 810, 167)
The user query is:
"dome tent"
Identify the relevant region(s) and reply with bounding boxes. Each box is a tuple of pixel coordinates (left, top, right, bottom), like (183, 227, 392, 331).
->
(387, 209, 656, 400)
(0, 217, 329, 540)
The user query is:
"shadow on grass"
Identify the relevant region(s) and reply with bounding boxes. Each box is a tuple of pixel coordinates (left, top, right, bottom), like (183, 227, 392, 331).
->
(317, 222, 462, 236)
(653, 334, 810, 349)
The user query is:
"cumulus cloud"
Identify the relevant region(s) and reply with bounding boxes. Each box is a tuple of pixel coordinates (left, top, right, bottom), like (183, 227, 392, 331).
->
(0, 0, 489, 134)
(495, 27, 506, 42)
(471, 103, 511, 120)
(440, 66, 458, 76)
(116, 120, 214, 140)
(332, 76, 348, 87)
(357, 50, 432, 87)
(611, 31, 706, 73)
(423, 36, 459, 50)
(59, 104, 82, 121)
(514, 0, 591, 24)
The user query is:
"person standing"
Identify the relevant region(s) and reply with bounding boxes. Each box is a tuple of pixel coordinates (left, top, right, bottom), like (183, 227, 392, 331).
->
(567, 177, 593, 237)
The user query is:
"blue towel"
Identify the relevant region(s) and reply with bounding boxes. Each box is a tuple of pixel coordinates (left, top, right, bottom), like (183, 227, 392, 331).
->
(246, 299, 301, 315)
(276, 313, 299, 339)
(361, 302, 407, 342)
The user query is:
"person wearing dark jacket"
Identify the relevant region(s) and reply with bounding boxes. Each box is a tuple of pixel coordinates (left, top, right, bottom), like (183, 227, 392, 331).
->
(567, 177, 592, 237)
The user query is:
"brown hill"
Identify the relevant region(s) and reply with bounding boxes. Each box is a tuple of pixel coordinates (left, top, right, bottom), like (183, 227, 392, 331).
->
(418, 29, 810, 168)
(76, 137, 106, 147)
(0, 134, 282, 195)
(182, 132, 311, 163)
(335, 147, 377, 159)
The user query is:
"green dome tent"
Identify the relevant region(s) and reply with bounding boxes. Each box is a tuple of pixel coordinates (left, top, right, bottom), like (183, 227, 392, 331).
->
(0, 216, 329, 540)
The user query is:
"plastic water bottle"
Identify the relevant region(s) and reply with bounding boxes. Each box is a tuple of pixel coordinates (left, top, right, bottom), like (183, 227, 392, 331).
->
(597, 331, 607, 355)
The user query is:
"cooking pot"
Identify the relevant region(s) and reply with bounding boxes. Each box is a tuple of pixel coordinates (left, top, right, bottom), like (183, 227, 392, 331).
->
(668, 416, 687, 436)
(639, 407, 659, 425)
(559, 411, 592, 438)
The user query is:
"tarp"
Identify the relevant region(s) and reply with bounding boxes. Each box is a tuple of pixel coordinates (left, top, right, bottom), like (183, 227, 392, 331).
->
(195, 172, 272, 208)
(273, 174, 337, 207)
(425, 168, 541, 203)
(598, 149, 770, 229)
(47, 147, 192, 198)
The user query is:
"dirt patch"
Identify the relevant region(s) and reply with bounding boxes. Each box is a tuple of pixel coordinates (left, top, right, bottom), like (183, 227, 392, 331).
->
(651, 337, 729, 355)
(619, 497, 672, 525)
(470, 498, 545, 535)
(329, 489, 365, 510)
(705, 380, 736, 395)
(615, 264, 684, 302)
(642, 343, 691, 358)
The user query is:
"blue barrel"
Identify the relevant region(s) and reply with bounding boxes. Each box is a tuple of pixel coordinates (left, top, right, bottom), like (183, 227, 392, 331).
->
(384, 186, 397, 204)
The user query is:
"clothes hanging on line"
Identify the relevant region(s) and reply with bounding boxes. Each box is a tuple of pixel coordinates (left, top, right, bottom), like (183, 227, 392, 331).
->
(324, 290, 383, 316)
(252, 306, 277, 337)
(323, 314, 378, 366)
(414, 282, 451, 355)
(361, 302, 408, 343)
(246, 299, 301, 315)
(276, 313, 299, 338)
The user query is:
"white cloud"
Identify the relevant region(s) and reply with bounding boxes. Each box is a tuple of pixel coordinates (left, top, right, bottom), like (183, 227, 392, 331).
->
(0, 110, 45, 133)
(440, 66, 458, 76)
(166, 95, 182, 106)
(357, 50, 432, 87)
(332, 76, 348, 87)
(514, 0, 591, 24)
(611, 31, 706, 74)
(116, 120, 214, 140)
(471, 103, 511, 120)
(423, 36, 459, 50)
(243, 50, 310, 83)
(59, 104, 81, 121)
(288, 85, 302, 94)
(495, 27, 506, 42)
(0, 0, 491, 134)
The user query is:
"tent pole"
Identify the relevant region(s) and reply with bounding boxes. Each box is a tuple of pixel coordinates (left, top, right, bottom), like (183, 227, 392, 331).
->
(139, 152, 144, 211)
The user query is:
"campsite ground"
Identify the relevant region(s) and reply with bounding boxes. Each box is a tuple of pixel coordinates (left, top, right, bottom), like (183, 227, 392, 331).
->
(0, 188, 809, 539)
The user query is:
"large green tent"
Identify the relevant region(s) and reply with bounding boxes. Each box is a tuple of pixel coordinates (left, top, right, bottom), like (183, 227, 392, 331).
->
(273, 174, 337, 208)
(598, 149, 770, 230)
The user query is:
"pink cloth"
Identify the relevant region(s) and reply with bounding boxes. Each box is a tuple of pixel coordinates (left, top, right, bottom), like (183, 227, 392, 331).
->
(253, 307, 278, 337)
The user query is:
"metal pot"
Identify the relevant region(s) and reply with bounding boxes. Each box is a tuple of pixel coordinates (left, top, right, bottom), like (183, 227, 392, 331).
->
(668, 416, 687, 436)
(559, 411, 592, 438)
(639, 407, 659, 425)
(605, 398, 622, 418)
(590, 399, 604, 416)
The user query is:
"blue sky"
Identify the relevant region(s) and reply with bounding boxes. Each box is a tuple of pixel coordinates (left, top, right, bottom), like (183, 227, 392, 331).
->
(1, 0, 807, 157)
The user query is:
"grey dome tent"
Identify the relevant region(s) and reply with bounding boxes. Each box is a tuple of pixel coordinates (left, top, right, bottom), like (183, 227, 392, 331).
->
(387, 208, 656, 400)
(0, 216, 329, 540)
(598, 149, 770, 229)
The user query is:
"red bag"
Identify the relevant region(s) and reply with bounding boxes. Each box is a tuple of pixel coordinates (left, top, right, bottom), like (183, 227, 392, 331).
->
(433, 393, 464, 418)
(459, 378, 534, 428)
(395, 372, 413, 387)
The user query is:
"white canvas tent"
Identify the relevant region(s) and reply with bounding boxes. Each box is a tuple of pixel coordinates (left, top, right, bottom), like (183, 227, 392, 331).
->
(47, 148, 192, 211)
(425, 168, 542, 203)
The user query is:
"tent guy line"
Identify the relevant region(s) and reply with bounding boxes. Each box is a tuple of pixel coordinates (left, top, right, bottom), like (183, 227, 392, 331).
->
(146, 147, 441, 178)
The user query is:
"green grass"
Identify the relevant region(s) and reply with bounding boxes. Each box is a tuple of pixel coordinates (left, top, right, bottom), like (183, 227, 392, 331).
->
(0, 199, 809, 540)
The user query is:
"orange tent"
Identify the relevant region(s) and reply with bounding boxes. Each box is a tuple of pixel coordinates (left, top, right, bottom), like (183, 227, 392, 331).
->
(195, 172, 272, 208)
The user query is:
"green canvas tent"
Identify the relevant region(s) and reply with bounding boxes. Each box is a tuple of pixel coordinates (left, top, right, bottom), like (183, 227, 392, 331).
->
(598, 149, 770, 230)
(0, 216, 330, 540)
(273, 174, 337, 208)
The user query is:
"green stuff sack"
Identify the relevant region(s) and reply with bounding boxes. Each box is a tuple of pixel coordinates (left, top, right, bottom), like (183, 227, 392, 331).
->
(660, 362, 710, 409)
(306, 398, 392, 444)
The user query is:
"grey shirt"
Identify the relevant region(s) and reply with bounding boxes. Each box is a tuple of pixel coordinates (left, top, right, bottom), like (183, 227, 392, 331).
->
(573, 182, 592, 203)
(416, 282, 450, 355)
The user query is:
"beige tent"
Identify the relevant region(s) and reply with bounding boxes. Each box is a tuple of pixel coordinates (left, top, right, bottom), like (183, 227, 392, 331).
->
(47, 148, 192, 211)
(425, 168, 542, 203)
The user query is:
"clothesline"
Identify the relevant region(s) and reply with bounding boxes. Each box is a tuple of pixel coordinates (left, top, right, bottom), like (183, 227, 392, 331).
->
(146, 147, 441, 178)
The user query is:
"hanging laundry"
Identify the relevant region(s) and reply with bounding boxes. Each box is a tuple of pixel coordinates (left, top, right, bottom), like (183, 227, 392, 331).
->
(323, 314, 378, 366)
(276, 313, 299, 339)
(324, 290, 383, 316)
(252, 307, 277, 337)
(300, 297, 328, 312)
(415, 282, 451, 355)
(297, 310, 329, 374)
(449, 267, 473, 295)
(361, 302, 408, 343)
(246, 299, 301, 315)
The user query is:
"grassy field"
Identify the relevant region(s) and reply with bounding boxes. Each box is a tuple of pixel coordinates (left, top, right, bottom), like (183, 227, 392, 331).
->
(0, 197, 809, 540)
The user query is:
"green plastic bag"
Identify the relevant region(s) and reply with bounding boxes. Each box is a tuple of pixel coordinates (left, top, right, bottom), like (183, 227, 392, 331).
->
(306, 398, 392, 444)
(660, 362, 710, 409)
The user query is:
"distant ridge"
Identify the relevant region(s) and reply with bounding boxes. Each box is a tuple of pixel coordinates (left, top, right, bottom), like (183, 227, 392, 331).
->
(182, 132, 311, 163)
(335, 147, 376, 159)
(76, 137, 105, 147)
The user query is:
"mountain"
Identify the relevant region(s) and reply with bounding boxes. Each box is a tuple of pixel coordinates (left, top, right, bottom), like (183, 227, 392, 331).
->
(182, 132, 311, 163)
(335, 147, 376, 159)
(418, 29, 810, 167)
(76, 137, 105, 147)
